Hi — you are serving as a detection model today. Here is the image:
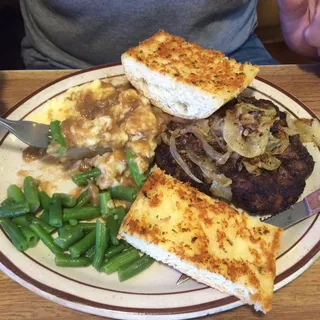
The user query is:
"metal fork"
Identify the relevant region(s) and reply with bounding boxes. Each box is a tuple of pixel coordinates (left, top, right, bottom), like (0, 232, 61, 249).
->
(176, 274, 191, 285)
(0, 118, 50, 148)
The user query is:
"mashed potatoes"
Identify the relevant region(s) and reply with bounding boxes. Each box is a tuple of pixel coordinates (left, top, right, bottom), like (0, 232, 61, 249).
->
(30, 79, 169, 189)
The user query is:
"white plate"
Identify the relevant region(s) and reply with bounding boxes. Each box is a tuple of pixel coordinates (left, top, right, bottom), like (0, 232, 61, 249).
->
(0, 64, 319, 320)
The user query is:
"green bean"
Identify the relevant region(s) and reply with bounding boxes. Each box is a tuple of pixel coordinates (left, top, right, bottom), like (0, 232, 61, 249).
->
(1, 198, 15, 207)
(29, 223, 62, 254)
(12, 213, 33, 227)
(49, 120, 67, 155)
(63, 206, 100, 221)
(31, 216, 56, 234)
(23, 176, 40, 212)
(126, 150, 146, 188)
(85, 245, 95, 261)
(112, 207, 127, 224)
(92, 220, 109, 270)
(0, 219, 28, 251)
(75, 189, 89, 207)
(58, 224, 73, 237)
(104, 241, 126, 260)
(0, 202, 30, 219)
(53, 193, 77, 208)
(72, 168, 101, 186)
(69, 228, 96, 258)
(23, 176, 40, 213)
(20, 226, 39, 248)
(123, 241, 132, 249)
(69, 219, 78, 226)
(7, 184, 25, 203)
(99, 191, 113, 218)
(78, 222, 96, 232)
(39, 191, 51, 210)
(49, 197, 63, 227)
(102, 248, 140, 275)
(110, 186, 137, 202)
(55, 253, 91, 267)
(39, 209, 50, 224)
(106, 215, 120, 246)
(74, 177, 87, 186)
(54, 225, 84, 249)
(118, 254, 154, 282)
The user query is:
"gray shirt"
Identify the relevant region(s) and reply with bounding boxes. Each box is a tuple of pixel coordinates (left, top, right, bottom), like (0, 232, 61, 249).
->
(20, 0, 258, 69)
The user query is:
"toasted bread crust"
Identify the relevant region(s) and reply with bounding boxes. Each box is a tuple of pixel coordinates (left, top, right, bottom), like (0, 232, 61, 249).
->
(120, 168, 282, 312)
(123, 30, 259, 97)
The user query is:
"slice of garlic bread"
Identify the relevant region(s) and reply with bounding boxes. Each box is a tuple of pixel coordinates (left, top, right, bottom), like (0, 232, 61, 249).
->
(121, 30, 259, 119)
(119, 168, 282, 313)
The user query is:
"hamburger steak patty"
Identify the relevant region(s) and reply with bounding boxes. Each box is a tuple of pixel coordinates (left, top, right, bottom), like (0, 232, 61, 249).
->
(156, 132, 211, 196)
(226, 135, 314, 215)
(155, 100, 315, 215)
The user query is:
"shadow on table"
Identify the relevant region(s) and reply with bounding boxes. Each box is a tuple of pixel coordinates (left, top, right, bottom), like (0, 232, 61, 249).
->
(0, 3, 25, 71)
(0, 72, 9, 142)
(298, 64, 320, 78)
(0, 71, 7, 117)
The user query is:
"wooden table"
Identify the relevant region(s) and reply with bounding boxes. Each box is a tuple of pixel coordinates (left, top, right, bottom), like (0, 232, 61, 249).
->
(0, 65, 319, 320)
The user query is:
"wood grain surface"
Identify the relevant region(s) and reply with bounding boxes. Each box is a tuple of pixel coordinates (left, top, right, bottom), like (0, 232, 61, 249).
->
(0, 65, 319, 320)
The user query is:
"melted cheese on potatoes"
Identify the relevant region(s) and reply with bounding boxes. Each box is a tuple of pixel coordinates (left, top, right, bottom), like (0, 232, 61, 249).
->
(31, 79, 169, 189)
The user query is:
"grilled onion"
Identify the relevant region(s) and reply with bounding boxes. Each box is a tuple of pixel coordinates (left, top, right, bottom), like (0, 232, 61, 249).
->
(186, 148, 216, 180)
(266, 127, 289, 155)
(186, 148, 232, 201)
(243, 154, 281, 176)
(193, 119, 210, 135)
(209, 174, 232, 201)
(210, 115, 224, 133)
(286, 114, 320, 146)
(223, 102, 277, 158)
(216, 150, 231, 165)
(210, 128, 227, 152)
(181, 126, 223, 161)
(169, 134, 203, 184)
(160, 132, 170, 145)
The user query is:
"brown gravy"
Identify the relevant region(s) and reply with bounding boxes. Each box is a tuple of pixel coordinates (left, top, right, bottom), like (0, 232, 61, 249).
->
(60, 82, 160, 151)
(75, 82, 123, 120)
(46, 80, 169, 190)
(22, 147, 46, 163)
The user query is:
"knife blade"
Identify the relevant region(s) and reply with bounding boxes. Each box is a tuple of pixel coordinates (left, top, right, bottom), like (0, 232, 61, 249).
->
(262, 188, 320, 229)
(176, 188, 320, 285)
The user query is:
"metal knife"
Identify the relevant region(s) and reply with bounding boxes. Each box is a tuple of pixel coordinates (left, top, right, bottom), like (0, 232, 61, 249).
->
(176, 188, 320, 286)
(261, 188, 320, 229)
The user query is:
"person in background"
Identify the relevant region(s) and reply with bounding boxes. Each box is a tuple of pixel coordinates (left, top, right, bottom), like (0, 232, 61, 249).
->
(279, 0, 320, 61)
(19, 0, 319, 69)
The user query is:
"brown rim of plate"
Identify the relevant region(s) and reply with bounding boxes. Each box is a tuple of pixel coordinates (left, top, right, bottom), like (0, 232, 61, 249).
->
(0, 63, 319, 316)
(0, 241, 319, 316)
(1, 212, 317, 296)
